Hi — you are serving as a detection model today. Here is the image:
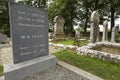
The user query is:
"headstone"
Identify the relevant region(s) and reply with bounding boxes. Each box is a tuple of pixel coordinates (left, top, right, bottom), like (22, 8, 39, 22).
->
(75, 27, 80, 39)
(90, 10, 99, 43)
(0, 34, 8, 44)
(111, 25, 119, 43)
(53, 16, 65, 40)
(4, 2, 56, 80)
(102, 20, 108, 42)
(97, 27, 100, 42)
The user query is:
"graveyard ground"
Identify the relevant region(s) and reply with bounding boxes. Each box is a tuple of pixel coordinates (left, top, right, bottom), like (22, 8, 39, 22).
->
(92, 46, 120, 55)
(53, 50, 120, 80)
(51, 38, 88, 46)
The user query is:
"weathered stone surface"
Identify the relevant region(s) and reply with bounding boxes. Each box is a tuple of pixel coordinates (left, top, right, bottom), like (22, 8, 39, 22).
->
(111, 25, 119, 43)
(90, 10, 99, 43)
(76, 42, 120, 63)
(4, 55, 56, 80)
(75, 27, 80, 39)
(0, 34, 8, 44)
(102, 20, 108, 42)
(53, 16, 65, 40)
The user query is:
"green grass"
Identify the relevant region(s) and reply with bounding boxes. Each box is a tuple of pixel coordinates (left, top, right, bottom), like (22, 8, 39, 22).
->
(53, 50, 120, 80)
(0, 65, 3, 76)
(53, 39, 88, 46)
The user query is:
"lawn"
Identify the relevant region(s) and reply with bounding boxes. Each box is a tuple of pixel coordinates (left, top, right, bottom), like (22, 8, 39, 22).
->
(53, 50, 120, 80)
(0, 65, 3, 76)
(52, 39, 88, 46)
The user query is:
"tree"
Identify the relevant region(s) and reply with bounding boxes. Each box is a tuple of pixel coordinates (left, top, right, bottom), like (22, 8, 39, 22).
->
(108, 0, 120, 32)
(18, 0, 47, 9)
(81, 0, 108, 33)
(49, 0, 79, 36)
(0, 0, 10, 36)
(0, 0, 47, 36)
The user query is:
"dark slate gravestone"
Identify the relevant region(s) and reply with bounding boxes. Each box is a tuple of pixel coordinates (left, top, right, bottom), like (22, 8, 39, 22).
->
(9, 2, 49, 64)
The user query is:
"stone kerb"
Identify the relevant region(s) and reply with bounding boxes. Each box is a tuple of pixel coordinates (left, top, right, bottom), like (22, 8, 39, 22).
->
(49, 42, 78, 49)
(77, 42, 120, 63)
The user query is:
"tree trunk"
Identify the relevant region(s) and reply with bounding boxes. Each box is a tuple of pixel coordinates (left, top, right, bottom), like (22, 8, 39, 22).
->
(84, 8, 88, 33)
(110, 6, 115, 33)
(94, 0, 99, 10)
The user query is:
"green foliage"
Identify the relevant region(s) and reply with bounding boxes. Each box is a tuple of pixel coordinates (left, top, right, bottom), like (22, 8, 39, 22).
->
(0, 65, 3, 76)
(53, 50, 120, 80)
(52, 39, 88, 46)
(0, 0, 48, 36)
(18, 0, 47, 8)
(115, 33, 120, 42)
(48, 0, 79, 35)
(0, 0, 10, 36)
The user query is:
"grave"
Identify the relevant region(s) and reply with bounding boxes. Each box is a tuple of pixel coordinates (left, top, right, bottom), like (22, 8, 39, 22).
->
(4, 2, 56, 80)
(111, 25, 119, 43)
(90, 10, 99, 43)
(0, 34, 8, 44)
(53, 16, 65, 40)
(102, 20, 108, 42)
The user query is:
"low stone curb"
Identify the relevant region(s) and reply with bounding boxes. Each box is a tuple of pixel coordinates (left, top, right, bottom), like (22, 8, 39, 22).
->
(57, 60, 103, 80)
(49, 43, 78, 49)
(0, 60, 103, 80)
(77, 42, 120, 63)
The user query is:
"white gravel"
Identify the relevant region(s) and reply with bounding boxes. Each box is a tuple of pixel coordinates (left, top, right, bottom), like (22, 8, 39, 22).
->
(0, 47, 13, 64)
(24, 65, 81, 80)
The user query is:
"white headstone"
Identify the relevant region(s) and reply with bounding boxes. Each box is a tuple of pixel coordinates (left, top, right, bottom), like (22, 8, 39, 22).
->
(75, 27, 80, 39)
(53, 16, 65, 40)
(102, 20, 108, 42)
(111, 25, 119, 43)
(54, 16, 65, 34)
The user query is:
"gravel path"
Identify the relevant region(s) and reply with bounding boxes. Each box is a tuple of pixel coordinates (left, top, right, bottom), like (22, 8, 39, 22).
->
(24, 65, 81, 80)
(49, 45, 64, 54)
(0, 47, 13, 64)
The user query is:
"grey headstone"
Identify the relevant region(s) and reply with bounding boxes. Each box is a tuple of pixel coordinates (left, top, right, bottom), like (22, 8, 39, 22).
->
(90, 10, 99, 43)
(9, 2, 49, 64)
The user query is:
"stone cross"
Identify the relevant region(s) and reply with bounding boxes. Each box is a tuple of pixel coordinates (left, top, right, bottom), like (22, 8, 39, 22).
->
(90, 10, 99, 43)
(102, 20, 108, 42)
(54, 16, 65, 34)
(111, 25, 119, 43)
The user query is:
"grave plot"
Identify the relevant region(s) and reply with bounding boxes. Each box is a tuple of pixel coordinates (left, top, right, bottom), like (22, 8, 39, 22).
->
(91, 44, 120, 55)
(77, 42, 120, 63)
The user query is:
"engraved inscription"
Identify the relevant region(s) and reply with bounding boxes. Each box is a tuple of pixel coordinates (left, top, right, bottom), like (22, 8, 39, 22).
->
(9, 2, 48, 64)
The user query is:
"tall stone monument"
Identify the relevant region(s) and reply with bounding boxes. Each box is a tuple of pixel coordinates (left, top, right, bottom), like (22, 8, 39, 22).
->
(90, 10, 99, 43)
(102, 20, 108, 42)
(53, 16, 65, 40)
(111, 25, 119, 43)
(4, 2, 56, 80)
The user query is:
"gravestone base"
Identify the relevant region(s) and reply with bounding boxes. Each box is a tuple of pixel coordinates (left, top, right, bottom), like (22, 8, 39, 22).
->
(53, 33, 65, 41)
(4, 55, 56, 80)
